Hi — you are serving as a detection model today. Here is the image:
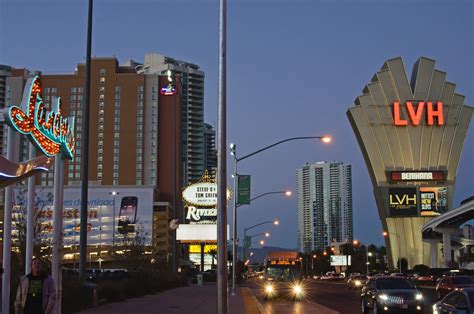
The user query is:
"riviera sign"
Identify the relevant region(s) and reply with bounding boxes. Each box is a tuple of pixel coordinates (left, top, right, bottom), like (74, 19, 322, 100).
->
(4, 76, 75, 160)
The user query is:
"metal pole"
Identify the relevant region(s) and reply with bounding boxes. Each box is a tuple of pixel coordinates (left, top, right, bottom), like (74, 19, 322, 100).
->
(217, 0, 228, 310)
(2, 127, 17, 314)
(231, 158, 237, 295)
(25, 144, 36, 274)
(52, 154, 64, 314)
(172, 82, 177, 274)
(366, 246, 369, 274)
(398, 235, 402, 272)
(80, 0, 93, 280)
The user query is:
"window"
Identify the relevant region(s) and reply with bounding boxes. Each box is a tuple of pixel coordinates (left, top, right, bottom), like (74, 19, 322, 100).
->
(99, 94, 105, 101)
(100, 77, 105, 84)
(99, 102, 105, 109)
(100, 69, 106, 76)
(77, 95, 83, 101)
(51, 88, 57, 94)
(45, 88, 50, 94)
(71, 87, 77, 94)
(115, 86, 121, 92)
(70, 95, 75, 101)
(115, 94, 120, 100)
(78, 87, 83, 94)
(98, 171, 102, 178)
(99, 86, 105, 93)
(138, 86, 143, 92)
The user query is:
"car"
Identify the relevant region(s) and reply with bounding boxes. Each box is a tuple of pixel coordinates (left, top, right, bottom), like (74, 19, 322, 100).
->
(390, 273, 405, 278)
(348, 275, 368, 289)
(436, 276, 474, 299)
(433, 288, 474, 314)
(361, 277, 424, 313)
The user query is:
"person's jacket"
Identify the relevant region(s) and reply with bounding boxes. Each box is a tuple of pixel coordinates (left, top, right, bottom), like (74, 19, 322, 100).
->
(14, 274, 56, 314)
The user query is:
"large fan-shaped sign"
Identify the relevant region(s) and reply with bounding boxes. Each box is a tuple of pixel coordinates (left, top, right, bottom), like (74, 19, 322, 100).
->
(182, 182, 217, 207)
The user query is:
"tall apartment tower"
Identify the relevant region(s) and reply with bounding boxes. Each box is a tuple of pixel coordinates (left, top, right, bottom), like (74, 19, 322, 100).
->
(203, 123, 217, 178)
(296, 161, 353, 253)
(0, 65, 12, 156)
(136, 53, 205, 184)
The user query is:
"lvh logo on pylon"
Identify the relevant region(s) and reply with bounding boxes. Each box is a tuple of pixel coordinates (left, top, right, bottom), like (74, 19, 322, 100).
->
(393, 101, 444, 126)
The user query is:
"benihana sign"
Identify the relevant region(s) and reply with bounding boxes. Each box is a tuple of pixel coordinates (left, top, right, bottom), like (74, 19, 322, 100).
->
(393, 101, 444, 126)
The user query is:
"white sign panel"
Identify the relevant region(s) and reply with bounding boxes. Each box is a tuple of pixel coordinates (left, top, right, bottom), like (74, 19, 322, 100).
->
(176, 224, 229, 242)
(182, 182, 217, 207)
(12, 186, 154, 246)
(330, 255, 351, 266)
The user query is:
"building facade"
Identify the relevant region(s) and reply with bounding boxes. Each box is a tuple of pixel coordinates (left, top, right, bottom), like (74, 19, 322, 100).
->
(296, 161, 353, 253)
(0, 53, 213, 264)
(347, 57, 473, 268)
(203, 123, 217, 178)
(136, 53, 206, 184)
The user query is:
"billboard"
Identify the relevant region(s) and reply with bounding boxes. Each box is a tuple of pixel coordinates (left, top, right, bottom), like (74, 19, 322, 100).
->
(388, 187, 418, 217)
(420, 187, 448, 216)
(330, 255, 351, 266)
(12, 186, 154, 246)
(176, 224, 229, 242)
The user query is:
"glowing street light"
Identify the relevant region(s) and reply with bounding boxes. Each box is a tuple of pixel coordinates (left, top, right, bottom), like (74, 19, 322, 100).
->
(265, 233, 270, 237)
(321, 136, 332, 144)
(259, 240, 265, 245)
(285, 190, 292, 196)
(274, 220, 279, 225)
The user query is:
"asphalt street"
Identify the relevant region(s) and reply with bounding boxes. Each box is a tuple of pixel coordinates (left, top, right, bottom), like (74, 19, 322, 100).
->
(248, 280, 438, 314)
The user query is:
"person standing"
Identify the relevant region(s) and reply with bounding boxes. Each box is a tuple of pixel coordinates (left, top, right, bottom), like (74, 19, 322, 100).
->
(15, 258, 56, 314)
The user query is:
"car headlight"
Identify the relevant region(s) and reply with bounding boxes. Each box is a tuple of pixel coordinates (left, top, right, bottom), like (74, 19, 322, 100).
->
(415, 293, 423, 300)
(355, 280, 361, 286)
(379, 294, 389, 301)
(265, 284, 273, 294)
(293, 284, 303, 295)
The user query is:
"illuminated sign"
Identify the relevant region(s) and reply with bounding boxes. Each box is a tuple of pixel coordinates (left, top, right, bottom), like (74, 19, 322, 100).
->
(330, 255, 351, 266)
(389, 171, 445, 182)
(186, 206, 217, 222)
(388, 187, 417, 216)
(160, 84, 176, 96)
(5, 76, 75, 159)
(189, 244, 217, 254)
(420, 187, 448, 216)
(182, 182, 218, 207)
(393, 101, 444, 126)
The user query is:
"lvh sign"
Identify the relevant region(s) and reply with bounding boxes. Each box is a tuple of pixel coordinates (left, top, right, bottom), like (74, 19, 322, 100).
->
(393, 101, 444, 126)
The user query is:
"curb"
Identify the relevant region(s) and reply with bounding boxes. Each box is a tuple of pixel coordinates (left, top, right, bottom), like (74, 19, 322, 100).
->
(241, 287, 264, 314)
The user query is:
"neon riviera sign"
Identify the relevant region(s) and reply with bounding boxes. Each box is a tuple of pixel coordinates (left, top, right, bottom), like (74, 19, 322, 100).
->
(5, 76, 75, 159)
(393, 101, 444, 126)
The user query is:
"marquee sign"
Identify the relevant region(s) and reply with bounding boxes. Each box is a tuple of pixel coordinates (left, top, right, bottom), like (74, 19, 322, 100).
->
(182, 182, 218, 207)
(389, 171, 445, 182)
(393, 101, 444, 126)
(4, 76, 75, 160)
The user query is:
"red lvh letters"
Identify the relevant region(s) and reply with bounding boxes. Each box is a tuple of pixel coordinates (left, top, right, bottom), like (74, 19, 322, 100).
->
(393, 101, 444, 126)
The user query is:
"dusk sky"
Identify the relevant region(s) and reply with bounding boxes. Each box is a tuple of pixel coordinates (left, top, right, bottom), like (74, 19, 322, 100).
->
(1, 0, 473, 249)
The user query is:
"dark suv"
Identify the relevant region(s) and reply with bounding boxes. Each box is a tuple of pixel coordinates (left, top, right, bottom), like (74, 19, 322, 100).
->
(361, 277, 424, 313)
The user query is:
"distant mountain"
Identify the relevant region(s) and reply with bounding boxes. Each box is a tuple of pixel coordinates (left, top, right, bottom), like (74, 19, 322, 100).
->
(243, 246, 297, 264)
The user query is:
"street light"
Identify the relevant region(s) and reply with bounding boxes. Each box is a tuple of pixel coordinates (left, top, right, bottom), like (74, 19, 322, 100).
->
(243, 220, 279, 263)
(259, 240, 265, 246)
(383, 231, 402, 272)
(230, 136, 331, 295)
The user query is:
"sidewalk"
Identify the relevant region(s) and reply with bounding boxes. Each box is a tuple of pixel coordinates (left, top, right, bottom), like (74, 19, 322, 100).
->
(78, 284, 257, 314)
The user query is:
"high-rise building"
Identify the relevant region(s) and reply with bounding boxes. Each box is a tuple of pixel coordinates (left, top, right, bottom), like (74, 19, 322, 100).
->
(136, 53, 205, 184)
(3, 58, 182, 205)
(203, 123, 217, 178)
(0, 65, 12, 156)
(296, 161, 353, 253)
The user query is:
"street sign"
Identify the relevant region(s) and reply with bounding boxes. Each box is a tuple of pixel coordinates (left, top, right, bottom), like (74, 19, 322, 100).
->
(244, 235, 251, 248)
(237, 175, 251, 205)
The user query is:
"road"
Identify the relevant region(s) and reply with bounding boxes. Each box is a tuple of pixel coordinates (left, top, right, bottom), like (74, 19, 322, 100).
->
(248, 280, 438, 314)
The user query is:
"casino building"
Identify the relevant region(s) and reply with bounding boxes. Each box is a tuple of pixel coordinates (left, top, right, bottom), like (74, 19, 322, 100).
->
(347, 57, 473, 269)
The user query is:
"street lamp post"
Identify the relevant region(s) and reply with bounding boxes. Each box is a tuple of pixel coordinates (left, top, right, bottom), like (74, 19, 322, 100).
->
(384, 231, 402, 272)
(230, 135, 330, 295)
(243, 220, 279, 265)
